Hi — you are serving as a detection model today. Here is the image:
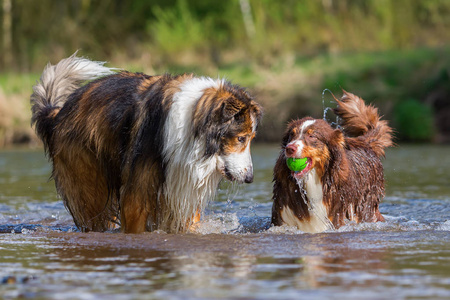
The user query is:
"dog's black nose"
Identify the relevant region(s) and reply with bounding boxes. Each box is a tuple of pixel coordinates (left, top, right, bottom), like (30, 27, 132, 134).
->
(244, 173, 253, 183)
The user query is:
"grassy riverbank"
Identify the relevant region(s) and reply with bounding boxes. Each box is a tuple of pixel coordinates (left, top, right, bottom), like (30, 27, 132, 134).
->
(0, 46, 449, 147)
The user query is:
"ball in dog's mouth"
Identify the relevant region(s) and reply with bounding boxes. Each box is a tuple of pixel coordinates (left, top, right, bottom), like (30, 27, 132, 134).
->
(286, 157, 312, 179)
(286, 157, 308, 171)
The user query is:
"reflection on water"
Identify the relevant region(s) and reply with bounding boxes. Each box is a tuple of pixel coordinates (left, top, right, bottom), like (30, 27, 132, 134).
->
(1, 231, 449, 299)
(1, 144, 450, 299)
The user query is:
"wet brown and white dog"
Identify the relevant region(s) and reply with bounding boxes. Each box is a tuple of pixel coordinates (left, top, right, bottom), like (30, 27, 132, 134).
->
(31, 54, 262, 233)
(272, 91, 393, 233)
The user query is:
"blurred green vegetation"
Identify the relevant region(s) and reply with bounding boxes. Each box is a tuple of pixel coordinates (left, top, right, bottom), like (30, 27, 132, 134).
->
(394, 99, 435, 142)
(0, 0, 450, 145)
(2, 0, 450, 70)
(250, 47, 450, 143)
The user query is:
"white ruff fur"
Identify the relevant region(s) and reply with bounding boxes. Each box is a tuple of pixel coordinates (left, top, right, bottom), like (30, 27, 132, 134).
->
(161, 77, 226, 232)
(281, 168, 334, 233)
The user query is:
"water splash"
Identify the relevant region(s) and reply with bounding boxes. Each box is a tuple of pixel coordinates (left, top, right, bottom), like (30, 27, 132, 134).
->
(294, 171, 335, 232)
(224, 181, 240, 210)
(322, 89, 333, 121)
(322, 89, 341, 128)
(192, 213, 241, 234)
(193, 181, 242, 233)
(322, 107, 333, 121)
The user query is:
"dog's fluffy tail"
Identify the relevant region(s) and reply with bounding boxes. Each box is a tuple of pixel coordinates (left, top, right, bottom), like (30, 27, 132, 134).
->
(334, 90, 394, 157)
(30, 52, 115, 152)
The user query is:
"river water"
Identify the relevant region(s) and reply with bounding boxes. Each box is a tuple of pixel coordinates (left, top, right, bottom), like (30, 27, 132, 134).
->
(0, 144, 449, 299)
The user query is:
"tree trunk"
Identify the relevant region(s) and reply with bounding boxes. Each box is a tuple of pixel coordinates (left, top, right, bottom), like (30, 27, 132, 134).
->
(2, 0, 12, 69)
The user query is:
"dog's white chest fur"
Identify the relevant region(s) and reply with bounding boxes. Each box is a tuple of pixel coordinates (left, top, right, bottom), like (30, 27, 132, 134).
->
(161, 77, 224, 232)
(281, 168, 334, 233)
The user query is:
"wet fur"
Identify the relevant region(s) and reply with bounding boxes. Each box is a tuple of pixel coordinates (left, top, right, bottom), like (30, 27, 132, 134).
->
(31, 54, 262, 233)
(272, 91, 393, 232)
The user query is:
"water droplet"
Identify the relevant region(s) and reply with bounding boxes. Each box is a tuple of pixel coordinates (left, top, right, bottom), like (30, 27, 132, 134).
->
(322, 88, 337, 122)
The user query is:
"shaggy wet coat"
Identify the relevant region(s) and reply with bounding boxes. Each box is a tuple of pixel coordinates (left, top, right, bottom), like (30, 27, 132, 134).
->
(272, 91, 393, 232)
(31, 54, 262, 233)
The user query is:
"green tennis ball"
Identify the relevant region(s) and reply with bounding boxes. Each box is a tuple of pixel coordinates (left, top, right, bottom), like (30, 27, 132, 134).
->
(286, 157, 308, 172)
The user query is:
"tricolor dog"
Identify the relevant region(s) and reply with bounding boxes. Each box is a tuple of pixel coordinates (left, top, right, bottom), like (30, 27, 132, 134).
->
(272, 91, 393, 233)
(31, 54, 262, 233)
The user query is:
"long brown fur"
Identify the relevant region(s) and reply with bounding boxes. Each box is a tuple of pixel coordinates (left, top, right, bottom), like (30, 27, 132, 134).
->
(272, 91, 393, 232)
(31, 54, 262, 233)
(334, 90, 394, 157)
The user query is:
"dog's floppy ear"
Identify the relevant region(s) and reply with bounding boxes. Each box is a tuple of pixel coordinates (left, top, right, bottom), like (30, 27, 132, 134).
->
(330, 129, 346, 149)
(221, 97, 246, 121)
(327, 129, 346, 160)
(250, 100, 263, 124)
(327, 129, 349, 181)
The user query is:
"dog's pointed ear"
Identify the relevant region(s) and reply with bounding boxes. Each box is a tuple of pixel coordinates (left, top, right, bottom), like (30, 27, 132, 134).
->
(328, 129, 349, 181)
(221, 97, 246, 121)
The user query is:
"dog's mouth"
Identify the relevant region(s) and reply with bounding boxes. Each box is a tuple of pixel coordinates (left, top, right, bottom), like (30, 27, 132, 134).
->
(223, 167, 235, 182)
(216, 155, 254, 184)
(221, 167, 253, 184)
(291, 157, 313, 179)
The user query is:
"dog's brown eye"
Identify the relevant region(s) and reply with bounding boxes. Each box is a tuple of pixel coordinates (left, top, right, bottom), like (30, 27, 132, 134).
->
(308, 134, 318, 140)
(238, 136, 246, 143)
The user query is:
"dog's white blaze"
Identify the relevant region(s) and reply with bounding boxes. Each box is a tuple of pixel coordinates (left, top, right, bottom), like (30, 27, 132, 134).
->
(281, 169, 334, 233)
(300, 120, 316, 137)
(285, 120, 316, 158)
(161, 77, 225, 232)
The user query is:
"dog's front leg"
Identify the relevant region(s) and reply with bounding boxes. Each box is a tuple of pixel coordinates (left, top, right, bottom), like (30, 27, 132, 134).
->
(120, 191, 150, 234)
